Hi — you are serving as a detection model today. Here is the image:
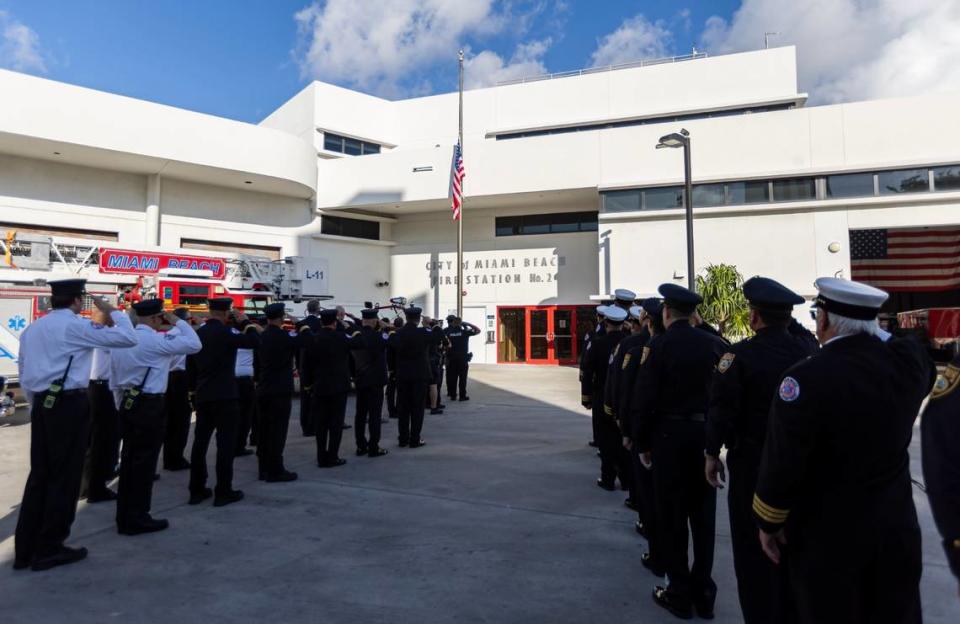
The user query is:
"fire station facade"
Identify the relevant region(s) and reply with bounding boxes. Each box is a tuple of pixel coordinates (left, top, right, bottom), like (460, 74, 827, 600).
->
(2, 46, 960, 365)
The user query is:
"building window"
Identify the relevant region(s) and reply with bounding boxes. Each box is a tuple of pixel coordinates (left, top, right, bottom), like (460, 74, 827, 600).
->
(692, 184, 725, 208)
(495, 212, 598, 236)
(772, 177, 816, 202)
(323, 132, 382, 156)
(826, 172, 875, 199)
(933, 166, 960, 192)
(643, 186, 684, 210)
(0, 221, 118, 241)
(878, 168, 929, 195)
(726, 180, 769, 205)
(180, 238, 281, 260)
(321, 215, 380, 240)
(602, 190, 641, 213)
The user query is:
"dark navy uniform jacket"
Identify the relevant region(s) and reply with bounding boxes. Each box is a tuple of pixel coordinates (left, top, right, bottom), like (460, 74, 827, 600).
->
(389, 322, 442, 383)
(603, 330, 649, 421)
(255, 325, 310, 397)
(352, 325, 390, 389)
(193, 318, 260, 404)
(580, 328, 625, 405)
(922, 353, 960, 580)
(444, 323, 480, 357)
(302, 327, 362, 396)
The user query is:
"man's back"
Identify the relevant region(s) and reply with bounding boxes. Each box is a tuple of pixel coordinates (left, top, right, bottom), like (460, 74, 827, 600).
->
(391, 323, 437, 382)
(303, 328, 354, 395)
(193, 319, 258, 403)
(256, 325, 300, 396)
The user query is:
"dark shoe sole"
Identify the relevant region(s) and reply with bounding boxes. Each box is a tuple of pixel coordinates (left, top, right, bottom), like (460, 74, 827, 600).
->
(652, 587, 693, 620)
(188, 490, 213, 505)
(117, 522, 169, 536)
(213, 494, 245, 507)
(31, 548, 88, 571)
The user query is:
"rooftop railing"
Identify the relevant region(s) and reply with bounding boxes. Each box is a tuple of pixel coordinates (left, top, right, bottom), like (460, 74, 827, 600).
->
(495, 52, 709, 86)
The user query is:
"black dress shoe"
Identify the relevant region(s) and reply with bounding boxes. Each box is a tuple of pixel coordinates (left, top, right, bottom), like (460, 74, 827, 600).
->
(356, 446, 368, 456)
(624, 497, 638, 511)
(641, 552, 665, 577)
(409, 439, 426, 448)
(694, 600, 715, 620)
(596, 479, 616, 492)
(235, 448, 254, 457)
(588, 440, 598, 447)
(342, 424, 352, 430)
(13, 558, 31, 570)
(31, 546, 88, 572)
(436, 403, 447, 409)
(652, 586, 693, 620)
(86, 489, 118, 503)
(213, 490, 245, 507)
(368, 447, 389, 458)
(398, 440, 409, 447)
(429, 408, 444, 415)
(265, 471, 298, 482)
(459, 396, 469, 401)
(635, 521, 648, 538)
(164, 458, 191, 471)
(302, 430, 315, 437)
(320, 458, 347, 468)
(153, 473, 160, 481)
(118, 517, 169, 535)
(188, 488, 214, 505)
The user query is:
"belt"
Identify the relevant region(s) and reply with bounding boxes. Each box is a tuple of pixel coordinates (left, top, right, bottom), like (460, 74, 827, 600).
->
(51, 388, 87, 397)
(121, 389, 164, 398)
(663, 413, 706, 422)
(90, 379, 109, 386)
(236, 376, 254, 381)
(169, 369, 186, 375)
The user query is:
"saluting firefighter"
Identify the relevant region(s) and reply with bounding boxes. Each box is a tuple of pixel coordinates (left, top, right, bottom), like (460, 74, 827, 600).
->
(754, 277, 935, 624)
(162, 307, 194, 472)
(921, 352, 960, 594)
(253, 302, 310, 482)
(443, 314, 481, 402)
(81, 340, 120, 503)
(703, 277, 817, 624)
(389, 306, 443, 448)
(14, 279, 137, 571)
(294, 299, 323, 436)
(630, 284, 727, 620)
(187, 298, 260, 507)
(111, 299, 200, 535)
(352, 309, 391, 457)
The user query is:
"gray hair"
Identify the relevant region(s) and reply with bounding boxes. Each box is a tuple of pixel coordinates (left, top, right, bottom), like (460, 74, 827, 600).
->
(826, 311, 882, 338)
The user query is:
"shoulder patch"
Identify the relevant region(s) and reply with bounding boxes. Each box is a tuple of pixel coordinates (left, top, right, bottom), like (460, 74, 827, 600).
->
(164, 334, 176, 340)
(351, 331, 361, 337)
(717, 352, 736, 373)
(778, 376, 800, 402)
(288, 330, 298, 337)
(90, 322, 104, 329)
(931, 364, 960, 400)
(621, 353, 632, 370)
(230, 328, 241, 335)
(639, 346, 651, 365)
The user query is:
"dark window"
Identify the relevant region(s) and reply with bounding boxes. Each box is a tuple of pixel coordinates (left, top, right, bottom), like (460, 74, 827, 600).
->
(772, 177, 816, 202)
(321, 215, 380, 240)
(323, 132, 382, 156)
(933, 166, 960, 192)
(826, 172, 875, 198)
(692, 184, 724, 208)
(0, 221, 118, 241)
(726, 180, 769, 205)
(879, 169, 929, 195)
(603, 190, 641, 212)
(643, 186, 684, 210)
(495, 212, 598, 237)
(180, 238, 281, 260)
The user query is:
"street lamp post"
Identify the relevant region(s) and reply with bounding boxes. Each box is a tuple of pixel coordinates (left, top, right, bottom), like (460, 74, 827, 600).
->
(656, 128, 695, 292)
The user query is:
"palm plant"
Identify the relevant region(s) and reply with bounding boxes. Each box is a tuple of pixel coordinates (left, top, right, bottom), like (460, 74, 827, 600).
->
(696, 263, 752, 339)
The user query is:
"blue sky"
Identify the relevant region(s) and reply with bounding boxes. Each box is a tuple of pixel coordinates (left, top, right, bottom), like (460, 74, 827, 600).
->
(1, 1, 957, 123)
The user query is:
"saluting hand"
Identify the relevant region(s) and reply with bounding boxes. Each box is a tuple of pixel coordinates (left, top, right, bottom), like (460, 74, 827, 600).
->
(163, 311, 180, 326)
(705, 454, 726, 489)
(92, 296, 117, 315)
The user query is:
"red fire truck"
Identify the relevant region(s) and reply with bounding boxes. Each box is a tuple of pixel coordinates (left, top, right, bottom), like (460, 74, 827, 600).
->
(897, 308, 960, 362)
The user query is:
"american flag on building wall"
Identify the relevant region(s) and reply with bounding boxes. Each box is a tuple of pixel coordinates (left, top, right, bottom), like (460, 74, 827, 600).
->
(850, 226, 960, 292)
(451, 141, 465, 220)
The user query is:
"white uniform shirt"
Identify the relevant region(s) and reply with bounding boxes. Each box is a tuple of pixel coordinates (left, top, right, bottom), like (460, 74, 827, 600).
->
(110, 320, 201, 394)
(166, 324, 188, 372)
(17, 309, 137, 404)
(235, 347, 255, 378)
(89, 348, 112, 381)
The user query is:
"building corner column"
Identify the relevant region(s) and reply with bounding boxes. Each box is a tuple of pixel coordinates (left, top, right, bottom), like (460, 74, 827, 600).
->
(145, 174, 162, 246)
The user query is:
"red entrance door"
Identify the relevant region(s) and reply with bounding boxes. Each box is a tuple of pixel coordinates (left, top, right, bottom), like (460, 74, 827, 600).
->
(526, 306, 578, 364)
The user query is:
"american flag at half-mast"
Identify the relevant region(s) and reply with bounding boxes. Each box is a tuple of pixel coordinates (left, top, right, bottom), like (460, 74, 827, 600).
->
(850, 226, 960, 292)
(451, 141, 465, 220)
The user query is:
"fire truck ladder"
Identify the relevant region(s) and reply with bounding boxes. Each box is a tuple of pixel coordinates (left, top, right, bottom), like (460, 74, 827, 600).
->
(1, 231, 101, 275)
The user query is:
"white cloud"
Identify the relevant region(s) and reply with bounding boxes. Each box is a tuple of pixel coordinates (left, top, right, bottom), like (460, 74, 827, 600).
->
(0, 10, 46, 73)
(294, 0, 510, 97)
(589, 14, 671, 68)
(465, 38, 551, 88)
(700, 0, 960, 104)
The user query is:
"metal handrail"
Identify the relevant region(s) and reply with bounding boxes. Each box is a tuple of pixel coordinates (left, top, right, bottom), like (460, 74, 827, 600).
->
(495, 52, 709, 86)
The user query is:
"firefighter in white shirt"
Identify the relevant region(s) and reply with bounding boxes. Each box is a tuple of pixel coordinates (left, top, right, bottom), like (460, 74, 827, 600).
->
(14, 279, 137, 572)
(111, 298, 201, 535)
(234, 333, 257, 457)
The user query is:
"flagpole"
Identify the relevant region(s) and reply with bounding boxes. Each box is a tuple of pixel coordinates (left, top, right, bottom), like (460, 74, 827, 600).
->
(456, 49, 464, 318)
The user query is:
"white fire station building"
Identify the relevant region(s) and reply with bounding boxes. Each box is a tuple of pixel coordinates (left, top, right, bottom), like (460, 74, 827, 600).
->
(1, 46, 959, 365)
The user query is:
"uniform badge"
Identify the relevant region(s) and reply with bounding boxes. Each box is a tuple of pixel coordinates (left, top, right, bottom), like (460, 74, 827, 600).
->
(778, 376, 800, 402)
(931, 364, 960, 400)
(718, 353, 736, 374)
(639, 346, 651, 365)
(288, 331, 298, 337)
(621, 353, 632, 370)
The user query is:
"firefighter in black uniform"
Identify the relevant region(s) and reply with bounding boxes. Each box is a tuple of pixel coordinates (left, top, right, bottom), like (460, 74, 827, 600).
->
(389, 306, 442, 448)
(301, 308, 364, 467)
(922, 353, 960, 592)
(630, 283, 727, 619)
(704, 277, 817, 623)
(385, 317, 403, 418)
(444, 315, 481, 401)
(580, 304, 608, 448)
(187, 297, 261, 507)
(254, 302, 308, 482)
(295, 300, 323, 436)
(754, 277, 935, 624)
(353, 309, 391, 457)
(583, 305, 629, 491)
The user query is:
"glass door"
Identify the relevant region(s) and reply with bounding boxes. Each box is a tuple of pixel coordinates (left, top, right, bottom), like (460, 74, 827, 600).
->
(553, 308, 575, 363)
(527, 308, 551, 363)
(524, 306, 580, 365)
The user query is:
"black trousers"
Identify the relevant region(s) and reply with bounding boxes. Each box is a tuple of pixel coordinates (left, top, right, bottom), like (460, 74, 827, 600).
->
(385, 374, 398, 417)
(235, 377, 256, 452)
(256, 393, 292, 477)
(116, 395, 166, 527)
(597, 410, 632, 488)
(299, 385, 315, 436)
(16, 391, 90, 562)
(446, 355, 469, 398)
(652, 420, 717, 606)
(82, 380, 120, 496)
(727, 450, 794, 624)
(162, 370, 191, 466)
(633, 446, 662, 562)
(312, 391, 347, 464)
(189, 400, 240, 496)
(397, 381, 427, 444)
(355, 384, 385, 450)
